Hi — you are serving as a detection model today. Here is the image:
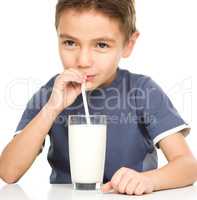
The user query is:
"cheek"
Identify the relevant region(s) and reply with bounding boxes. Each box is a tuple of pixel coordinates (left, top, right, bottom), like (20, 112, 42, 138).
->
(94, 50, 121, 70)
(59, 48, 76, 69)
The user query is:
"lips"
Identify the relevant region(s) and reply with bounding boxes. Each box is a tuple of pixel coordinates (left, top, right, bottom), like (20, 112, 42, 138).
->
(86, 75, 96, 81)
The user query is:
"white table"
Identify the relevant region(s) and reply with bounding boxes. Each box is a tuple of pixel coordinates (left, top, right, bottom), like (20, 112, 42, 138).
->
(0, 184, 197, 200)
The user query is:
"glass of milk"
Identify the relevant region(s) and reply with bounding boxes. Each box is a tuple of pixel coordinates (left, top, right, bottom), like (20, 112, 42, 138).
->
(68, 115, 107, 190)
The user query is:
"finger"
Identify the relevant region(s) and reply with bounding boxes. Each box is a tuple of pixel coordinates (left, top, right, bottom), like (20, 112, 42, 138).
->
(111, 167, 129, 189)
(134, 182, 145, 196)
(66, 68, 86, 80)
(61, 72, 84, 84)
(125, 179, 140, 195)
(143, 183, 154, 194)
(101, 182, 113, 193)
(61, 70, 83, 83)
(118, 171, 133, 194)
(71, 82, 81, 89)
(70, 82, 82, 95)
(112, 188, 120, 194)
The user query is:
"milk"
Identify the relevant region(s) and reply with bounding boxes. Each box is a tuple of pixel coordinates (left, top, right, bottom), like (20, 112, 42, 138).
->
(68, 82, 107, 189)
(68, 124, 107, 184)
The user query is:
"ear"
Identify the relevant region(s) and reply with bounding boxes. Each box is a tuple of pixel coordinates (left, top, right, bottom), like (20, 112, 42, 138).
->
(122, 32, 140, 58)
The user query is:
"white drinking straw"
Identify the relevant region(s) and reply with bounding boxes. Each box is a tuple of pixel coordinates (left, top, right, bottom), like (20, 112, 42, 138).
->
(81, 82, 91, 124)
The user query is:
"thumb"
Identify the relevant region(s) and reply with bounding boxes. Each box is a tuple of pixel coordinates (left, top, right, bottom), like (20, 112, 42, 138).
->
(101, 181, 113, 193)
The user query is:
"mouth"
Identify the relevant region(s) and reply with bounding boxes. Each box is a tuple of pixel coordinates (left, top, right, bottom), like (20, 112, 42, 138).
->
(85, 75, 96, 81)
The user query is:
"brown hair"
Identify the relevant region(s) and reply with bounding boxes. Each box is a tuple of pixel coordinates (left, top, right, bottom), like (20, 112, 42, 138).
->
(55, 0, 137, 43)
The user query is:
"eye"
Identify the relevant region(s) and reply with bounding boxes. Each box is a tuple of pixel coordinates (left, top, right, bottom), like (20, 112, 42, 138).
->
(63, 40, 76, 48)
(97, 42, 110, 49)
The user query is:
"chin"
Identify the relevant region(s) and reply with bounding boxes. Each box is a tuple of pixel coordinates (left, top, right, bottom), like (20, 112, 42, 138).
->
(85, 81, 100, 91)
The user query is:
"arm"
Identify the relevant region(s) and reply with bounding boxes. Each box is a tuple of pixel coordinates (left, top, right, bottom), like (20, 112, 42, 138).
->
(101, 132, 197, 195)
(142, 132, 197, 191)
(0, 104, 59, 184)
(0, 69, 85, 184)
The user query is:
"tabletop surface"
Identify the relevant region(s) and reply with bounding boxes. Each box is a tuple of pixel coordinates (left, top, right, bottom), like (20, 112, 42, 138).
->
(0, 184, 197, 200)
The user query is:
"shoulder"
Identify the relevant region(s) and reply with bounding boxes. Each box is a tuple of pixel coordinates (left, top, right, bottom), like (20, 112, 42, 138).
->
(119, 68, 152, 89)
(41, 73, 59, 89)
(27, 74, 59, 109)
(118, 69, 167, 104)
(37, 73, 59, 95)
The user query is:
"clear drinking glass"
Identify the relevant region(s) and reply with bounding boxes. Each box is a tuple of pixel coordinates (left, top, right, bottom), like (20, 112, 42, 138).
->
(68, 115, 107, 190)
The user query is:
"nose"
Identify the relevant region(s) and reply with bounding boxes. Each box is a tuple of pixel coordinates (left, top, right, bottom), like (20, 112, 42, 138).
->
(77, 47, 93, 68)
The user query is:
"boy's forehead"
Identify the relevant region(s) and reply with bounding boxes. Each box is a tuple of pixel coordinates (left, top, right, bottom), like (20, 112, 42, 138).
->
(58, 9, 124, 43)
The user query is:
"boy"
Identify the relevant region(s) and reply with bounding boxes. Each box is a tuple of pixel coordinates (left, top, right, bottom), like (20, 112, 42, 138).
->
(0, 0, 197, 196)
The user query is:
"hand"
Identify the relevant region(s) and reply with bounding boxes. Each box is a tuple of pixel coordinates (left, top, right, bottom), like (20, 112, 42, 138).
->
(101, 167, 155, 196)
(47, 68, 86, 114)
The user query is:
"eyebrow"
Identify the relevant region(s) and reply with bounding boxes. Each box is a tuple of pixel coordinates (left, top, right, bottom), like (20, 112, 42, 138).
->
(59, 33, 116, 43)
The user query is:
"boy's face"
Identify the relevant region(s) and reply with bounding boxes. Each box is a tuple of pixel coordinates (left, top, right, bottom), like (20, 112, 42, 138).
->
(57, 9, 139, 90)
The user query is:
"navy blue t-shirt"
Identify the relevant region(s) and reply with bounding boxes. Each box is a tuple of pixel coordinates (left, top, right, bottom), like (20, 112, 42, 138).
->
(15, 68, 190, 183)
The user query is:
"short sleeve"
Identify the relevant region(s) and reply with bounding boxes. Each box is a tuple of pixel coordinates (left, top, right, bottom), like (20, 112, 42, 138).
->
(15, 86, 51, 132)
(136, 77, 190, 148)
(14, 75, 57, 152)
(15, 86, 52, 153)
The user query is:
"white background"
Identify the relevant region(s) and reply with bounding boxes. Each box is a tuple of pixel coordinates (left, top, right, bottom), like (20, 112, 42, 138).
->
(0, 0, 196, 191)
